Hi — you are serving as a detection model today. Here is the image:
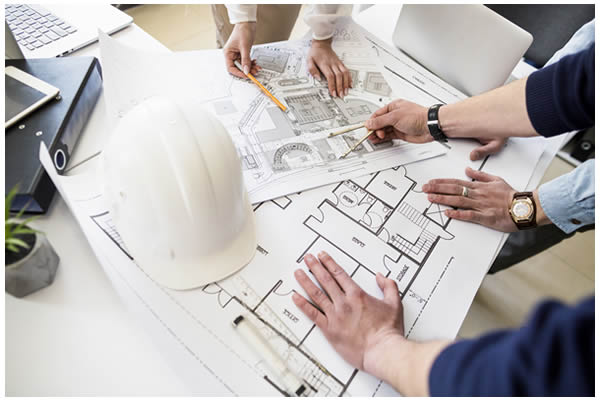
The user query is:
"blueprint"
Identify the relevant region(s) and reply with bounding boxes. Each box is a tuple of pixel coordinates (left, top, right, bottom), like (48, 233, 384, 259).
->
(99, 19, 448, 203)
(48, 20, 551, 397)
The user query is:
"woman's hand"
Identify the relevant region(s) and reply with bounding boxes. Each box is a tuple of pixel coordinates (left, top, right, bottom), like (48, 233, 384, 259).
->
(307, 38, 352, 97)
(223, 22, 261, 79)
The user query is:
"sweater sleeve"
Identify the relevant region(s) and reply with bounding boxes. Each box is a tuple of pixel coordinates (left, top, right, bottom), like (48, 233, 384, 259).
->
(429, 297, 594, 396)
(525, 44, 595, 137)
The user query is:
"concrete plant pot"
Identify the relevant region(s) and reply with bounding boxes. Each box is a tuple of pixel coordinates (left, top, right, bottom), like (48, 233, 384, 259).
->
(5, 232, 59, 298)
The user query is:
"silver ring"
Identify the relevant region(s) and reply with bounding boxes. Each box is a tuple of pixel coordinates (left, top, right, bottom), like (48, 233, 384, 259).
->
(461, 186, 469, 197)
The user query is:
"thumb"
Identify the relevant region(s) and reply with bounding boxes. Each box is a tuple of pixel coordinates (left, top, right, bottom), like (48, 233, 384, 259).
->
(470, 140, 504, 161)
(376, 273, 400, 306)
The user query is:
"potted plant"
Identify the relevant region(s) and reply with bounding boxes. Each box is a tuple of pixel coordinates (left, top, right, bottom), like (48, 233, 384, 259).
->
(5, 186, 59, 297)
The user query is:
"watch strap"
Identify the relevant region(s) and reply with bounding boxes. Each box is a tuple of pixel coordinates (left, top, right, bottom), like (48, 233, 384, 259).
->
(427, 104, 448, 142)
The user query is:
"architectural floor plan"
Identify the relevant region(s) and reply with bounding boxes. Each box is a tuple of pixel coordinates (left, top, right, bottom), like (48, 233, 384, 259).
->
(63, 18, 549, 397)
(99, 20, 447, 204)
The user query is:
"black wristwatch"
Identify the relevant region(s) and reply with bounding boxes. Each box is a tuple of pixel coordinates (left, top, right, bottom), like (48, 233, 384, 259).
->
(427, 104, 448, 142)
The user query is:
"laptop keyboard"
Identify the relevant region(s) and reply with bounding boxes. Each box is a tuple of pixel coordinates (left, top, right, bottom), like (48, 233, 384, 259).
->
(5, 4, 77, 51)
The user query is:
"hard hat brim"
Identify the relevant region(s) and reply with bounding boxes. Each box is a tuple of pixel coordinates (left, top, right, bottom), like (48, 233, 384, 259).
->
(143, 197, 257, 290)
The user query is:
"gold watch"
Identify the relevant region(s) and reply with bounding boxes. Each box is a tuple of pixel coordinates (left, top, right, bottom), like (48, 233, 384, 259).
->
(509, 192, 537, 230)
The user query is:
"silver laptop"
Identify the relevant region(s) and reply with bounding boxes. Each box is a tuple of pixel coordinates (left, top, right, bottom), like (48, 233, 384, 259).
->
(392, 4, 533, 96)
(5, 4, 132, 58)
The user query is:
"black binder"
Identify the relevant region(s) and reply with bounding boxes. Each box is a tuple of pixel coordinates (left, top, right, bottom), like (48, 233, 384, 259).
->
(5, 56, 102, 214)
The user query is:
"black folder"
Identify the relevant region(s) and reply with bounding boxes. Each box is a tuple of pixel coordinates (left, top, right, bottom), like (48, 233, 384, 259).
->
(5, 56, 102, 214)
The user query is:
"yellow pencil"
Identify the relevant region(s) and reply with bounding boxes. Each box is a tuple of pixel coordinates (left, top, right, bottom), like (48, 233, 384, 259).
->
(234, 60, 287, 112)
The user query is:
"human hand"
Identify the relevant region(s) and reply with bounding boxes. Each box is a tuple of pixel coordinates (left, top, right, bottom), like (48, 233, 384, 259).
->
(470, 137, 507, 161)
(223, 22, 261, 79)
(422, 167, 519, 232)
(292, 251, 406, 378)
(364, 99, 431, 144)
(307, 38, 352, 98)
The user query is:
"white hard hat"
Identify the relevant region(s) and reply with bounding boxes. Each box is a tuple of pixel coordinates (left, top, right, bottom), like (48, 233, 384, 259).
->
(102, 96, 256, 290)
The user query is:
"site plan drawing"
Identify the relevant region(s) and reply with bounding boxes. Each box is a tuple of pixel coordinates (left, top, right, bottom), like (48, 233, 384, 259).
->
(99, 19, 448, 203)
(48, 18, 551, 396)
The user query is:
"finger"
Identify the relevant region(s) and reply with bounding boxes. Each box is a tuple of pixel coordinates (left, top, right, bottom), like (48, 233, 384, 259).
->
(332, 66, 344, 98)
(294, 268, 333, 313)
(465, 167, 497, 182)
(444, 209, 484, 225)
(307, 59, 321, 81)
(423, 179, 476, 192)
(292, 292, 327, 329)
(470, 140, 505, 161)
(342, 65, 353, 89)
(317, 251, 359, 293)
(224, 51, 247, 79)
(421, 183, 468, 196)
(304, 254, 344, 302)
(323, 68, 336, 97)
(376, 273, 400, 306)
(365, 111, 400, 131)
(427, 193, 478, 209)
(240, 45, 252, 75)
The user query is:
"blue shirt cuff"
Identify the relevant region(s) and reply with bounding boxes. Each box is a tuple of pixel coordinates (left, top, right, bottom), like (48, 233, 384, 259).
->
(538, 160, 595, 234)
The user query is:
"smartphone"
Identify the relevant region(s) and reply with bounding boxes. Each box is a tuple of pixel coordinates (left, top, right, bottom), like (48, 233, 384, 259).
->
(5, 66, 60, 129)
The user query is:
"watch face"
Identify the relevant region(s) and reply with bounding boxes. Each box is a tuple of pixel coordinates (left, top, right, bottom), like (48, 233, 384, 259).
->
(512, 200, 532, 219)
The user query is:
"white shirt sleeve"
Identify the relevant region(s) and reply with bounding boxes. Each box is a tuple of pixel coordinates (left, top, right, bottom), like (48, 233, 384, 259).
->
(303, 4, 352, 40)
(225, 4, 257, 24)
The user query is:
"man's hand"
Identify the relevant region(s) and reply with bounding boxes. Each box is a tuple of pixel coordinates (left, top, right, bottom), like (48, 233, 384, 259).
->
(470, 137, 507, 161)
(307, 38, 352, 98)
(365, 99, 431, 144)
(422, 167, 520, 232)
(292, 251, 405, 377)
(223, 22, 260, 79)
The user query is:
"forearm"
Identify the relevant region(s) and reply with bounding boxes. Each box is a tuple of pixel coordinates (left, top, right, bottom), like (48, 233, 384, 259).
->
(372, 335, 452, 396)
(225, 4, 257, 24)
(439, 78, 539, 140)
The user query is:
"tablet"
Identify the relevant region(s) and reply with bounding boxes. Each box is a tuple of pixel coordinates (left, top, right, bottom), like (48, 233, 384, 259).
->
(5, 66, 60, 129)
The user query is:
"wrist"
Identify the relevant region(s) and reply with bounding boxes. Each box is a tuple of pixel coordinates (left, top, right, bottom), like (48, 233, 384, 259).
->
(380, 336, 452, 396)
(363, 331, 407, 382)
(311, 37, 333, 48)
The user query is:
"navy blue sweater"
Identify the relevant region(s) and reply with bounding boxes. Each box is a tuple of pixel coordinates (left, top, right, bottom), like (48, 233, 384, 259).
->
(429, 45, 595, 396)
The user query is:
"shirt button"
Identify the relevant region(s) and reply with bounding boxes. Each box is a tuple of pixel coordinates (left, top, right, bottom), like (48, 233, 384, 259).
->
(570, 218, 581, 225)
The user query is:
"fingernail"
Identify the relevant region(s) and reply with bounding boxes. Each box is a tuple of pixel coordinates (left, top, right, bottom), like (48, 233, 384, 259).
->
(345, 88, 349, 96)
(243, 65, 250, 75)
(332, 90, 337, 98)
(428, 194, 434, 201)
(304, 254, 314, 262)
(318, 250, 327, 258)
(422, 184, 429, 191)
(315, 75, 321, 81)
(294, 269, 302, 277)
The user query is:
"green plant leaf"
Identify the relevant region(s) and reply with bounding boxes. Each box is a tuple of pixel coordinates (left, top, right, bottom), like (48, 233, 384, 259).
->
(6, 237, 29, 250)
(6, 243, 19, 253)
(11, 227, 38, 236)
(5, 185, 19, 222)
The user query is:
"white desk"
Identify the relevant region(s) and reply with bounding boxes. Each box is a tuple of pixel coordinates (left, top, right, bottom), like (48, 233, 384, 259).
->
(6, 7, 548, 396)
(6, 23, 190, 396)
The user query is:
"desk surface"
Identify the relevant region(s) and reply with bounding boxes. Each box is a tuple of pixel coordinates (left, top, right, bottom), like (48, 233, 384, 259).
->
(6, 6, 542, 396)
(5, 23, 190, 396)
